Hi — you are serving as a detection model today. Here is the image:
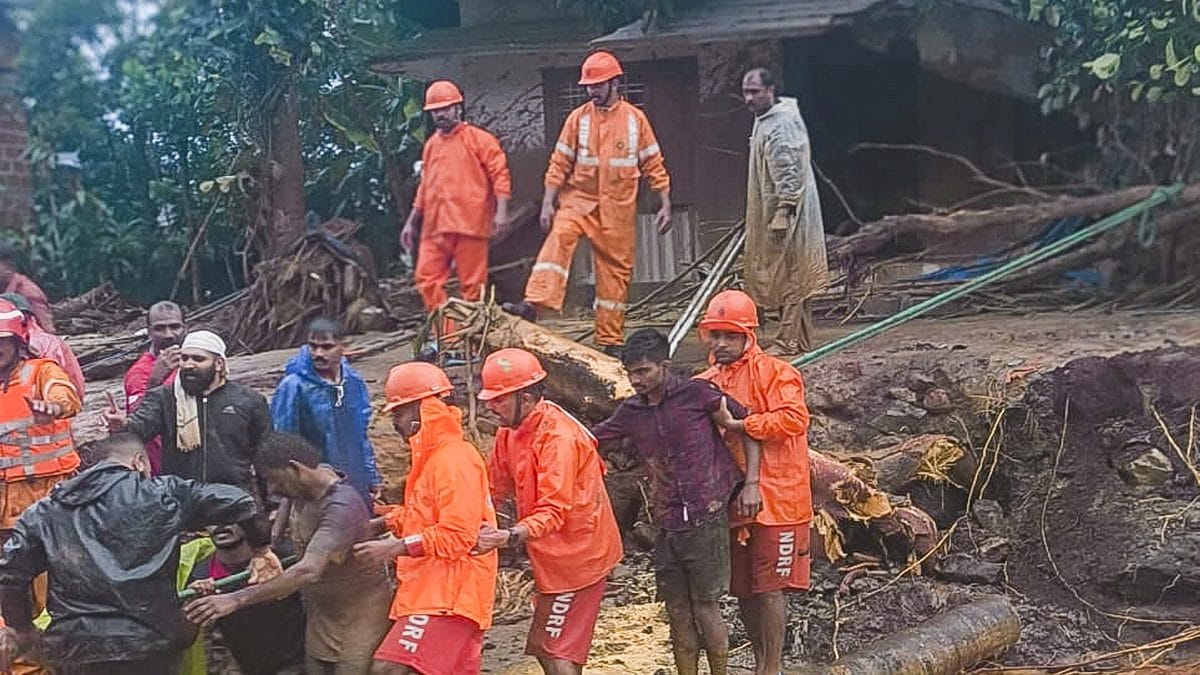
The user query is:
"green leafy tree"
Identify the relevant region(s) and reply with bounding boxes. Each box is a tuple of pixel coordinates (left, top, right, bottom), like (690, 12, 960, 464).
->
(1019, 0, 1200, 110)
(13, 0, 426, 302)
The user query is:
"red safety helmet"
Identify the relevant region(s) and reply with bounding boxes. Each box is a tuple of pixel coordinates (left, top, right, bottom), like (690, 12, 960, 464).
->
(0, 299, 28, 345)
(423, 80, 464, 111)
(382, 362, 454, 412)
(578, 51, 623, 86)
(698, 290, 759, 335)
(477, 348, 547, 401)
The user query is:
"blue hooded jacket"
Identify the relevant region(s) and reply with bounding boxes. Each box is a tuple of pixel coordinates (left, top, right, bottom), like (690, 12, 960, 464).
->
(271, 346, 382, 502)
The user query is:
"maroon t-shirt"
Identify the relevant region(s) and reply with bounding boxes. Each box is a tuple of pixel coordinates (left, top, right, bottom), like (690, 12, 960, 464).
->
(593, 373, 747, 530)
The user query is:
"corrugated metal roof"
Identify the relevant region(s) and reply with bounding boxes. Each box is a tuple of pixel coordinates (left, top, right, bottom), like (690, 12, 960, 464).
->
(592, 0, 888, 47)
(372, 21, 595, 71)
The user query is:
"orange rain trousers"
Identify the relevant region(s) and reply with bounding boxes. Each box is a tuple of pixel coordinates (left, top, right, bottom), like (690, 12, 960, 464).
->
(524, 207, 634, 347)
(415, 233, 489, 311)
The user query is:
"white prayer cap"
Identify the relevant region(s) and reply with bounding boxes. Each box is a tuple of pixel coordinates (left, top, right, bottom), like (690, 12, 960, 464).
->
(181, 330, 227, 359)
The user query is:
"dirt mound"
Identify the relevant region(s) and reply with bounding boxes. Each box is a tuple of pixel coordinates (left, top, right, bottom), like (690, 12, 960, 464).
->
(1003, 348, 1200, 621)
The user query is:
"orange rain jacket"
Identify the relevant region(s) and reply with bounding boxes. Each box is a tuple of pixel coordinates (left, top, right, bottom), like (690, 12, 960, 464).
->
(698, 337, 812, 526)
(545, 99, 670, 217)
(414, 122, 512, 240)
(387, 397, 497, 630)
(488, 400, 622, 593)
(0, 358, 81, 483)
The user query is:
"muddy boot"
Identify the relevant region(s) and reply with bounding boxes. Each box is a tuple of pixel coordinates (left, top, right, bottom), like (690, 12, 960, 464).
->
(501, 301, 538, 323)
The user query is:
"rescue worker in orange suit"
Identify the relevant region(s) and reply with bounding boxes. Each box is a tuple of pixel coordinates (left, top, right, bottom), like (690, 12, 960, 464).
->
(403, 80, 512, 322)
(473, 348, 622, 675)
(695, 290, 812, 675)
(505, 51, 672, 356)
(0, 298, 81, 675)
(351, 362, 497, 675)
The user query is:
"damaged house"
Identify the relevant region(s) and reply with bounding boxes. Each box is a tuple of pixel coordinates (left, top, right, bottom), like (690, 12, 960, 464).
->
(374, 0, 1084, 302)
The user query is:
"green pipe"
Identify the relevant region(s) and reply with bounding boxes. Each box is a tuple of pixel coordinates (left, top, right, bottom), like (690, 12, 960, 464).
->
(177, 555, 300, 601)
(792, 184, 1184, 368)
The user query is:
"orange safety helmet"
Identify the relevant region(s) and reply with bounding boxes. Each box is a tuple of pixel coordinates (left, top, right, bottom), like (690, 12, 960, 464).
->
(382, 361, 454, 412)
(698, 290, 759, 335)
(477, 348, 547, 401)
(423, 80, 464, 111)
(578, 51, 623, 86)
(0, 299, 28, 344)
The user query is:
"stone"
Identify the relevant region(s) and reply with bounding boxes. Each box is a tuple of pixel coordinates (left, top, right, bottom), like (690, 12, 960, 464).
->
(921, 388, 954, 414)
(971, 498, 1006, 532)
(1114, 446, 1174, 487)
(933, 552, 1003, 585)
(885, 400, 928, 420)
(909, 372, 937, 393)
(975, 537, 1012, 564)
(887, 386, 918, 404)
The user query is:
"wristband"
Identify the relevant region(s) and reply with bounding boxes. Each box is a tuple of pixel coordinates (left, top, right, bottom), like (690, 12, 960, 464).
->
(403, 534, 425, 557)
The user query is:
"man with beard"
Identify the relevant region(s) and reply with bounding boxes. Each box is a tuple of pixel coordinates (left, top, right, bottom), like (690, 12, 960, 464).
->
(123, 301, 187, 475)
(504, 51, 671, 356)
(184, 433, 393, 675)
(696, 290, 813, 675)
(473, 348, 622, 675)
(104, 330, 272, 501)
(187, 524, 307, 675)
(403, 80, 511, 328)
(271, 318, 381, 504)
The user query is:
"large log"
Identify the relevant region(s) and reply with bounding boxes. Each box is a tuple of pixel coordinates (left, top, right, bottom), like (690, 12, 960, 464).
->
(443, 301, 632, 423)
(830, 183, 1200, 262)
(791, 595, 1021, 675)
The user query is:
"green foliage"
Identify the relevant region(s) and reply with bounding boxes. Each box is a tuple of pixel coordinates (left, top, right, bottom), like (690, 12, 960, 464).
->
(13, 0, 424, 302)
(1017, 0, 1200, 112)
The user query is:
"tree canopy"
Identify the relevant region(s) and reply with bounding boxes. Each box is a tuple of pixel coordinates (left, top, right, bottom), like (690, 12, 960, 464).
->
(1020, 0, 1200, 111)
(14, 0, 427, 303)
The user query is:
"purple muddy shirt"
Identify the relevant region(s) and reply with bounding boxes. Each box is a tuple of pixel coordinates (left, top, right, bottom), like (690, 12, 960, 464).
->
(593, 373, 746, 531)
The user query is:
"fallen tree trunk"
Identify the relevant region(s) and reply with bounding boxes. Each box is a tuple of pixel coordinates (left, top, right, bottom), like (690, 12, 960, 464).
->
(1002, 202, 1200, 293)
(830, 183, 1200, 262)
(443, 300, 632, 423)
(447, 301, 942, 566)
(835, 434, 974, 495)
(792, 595, 1020, 675)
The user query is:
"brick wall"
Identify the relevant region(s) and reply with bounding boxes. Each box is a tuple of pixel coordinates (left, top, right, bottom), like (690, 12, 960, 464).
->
(0, 13, 31, 231)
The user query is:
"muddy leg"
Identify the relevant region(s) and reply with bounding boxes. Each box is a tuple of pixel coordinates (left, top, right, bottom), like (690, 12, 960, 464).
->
(664, 597, 701, 675)
(692, 600, 729, 675)
(536, 657, 582, 675)
(757, 591, 786, 675)
(737, 596, 765, 671)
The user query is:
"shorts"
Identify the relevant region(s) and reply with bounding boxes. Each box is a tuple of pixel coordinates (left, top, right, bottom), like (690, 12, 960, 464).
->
(1, 474, 68, 529)
(373, 614, 483, 675)
(525, 577, 607, 665)
(654, 516, 730, 604)
(730, 523, 811, 598)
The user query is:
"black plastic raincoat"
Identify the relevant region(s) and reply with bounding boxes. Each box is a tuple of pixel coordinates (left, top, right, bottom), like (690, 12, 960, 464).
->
(0, 461, 268, 666)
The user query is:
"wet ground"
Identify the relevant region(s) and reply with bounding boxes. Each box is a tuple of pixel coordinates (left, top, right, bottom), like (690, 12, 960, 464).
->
(73, 307, 1200, 673)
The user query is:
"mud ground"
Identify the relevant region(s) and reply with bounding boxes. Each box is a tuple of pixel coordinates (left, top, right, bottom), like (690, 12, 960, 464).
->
(74, 308, 1200, 673)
